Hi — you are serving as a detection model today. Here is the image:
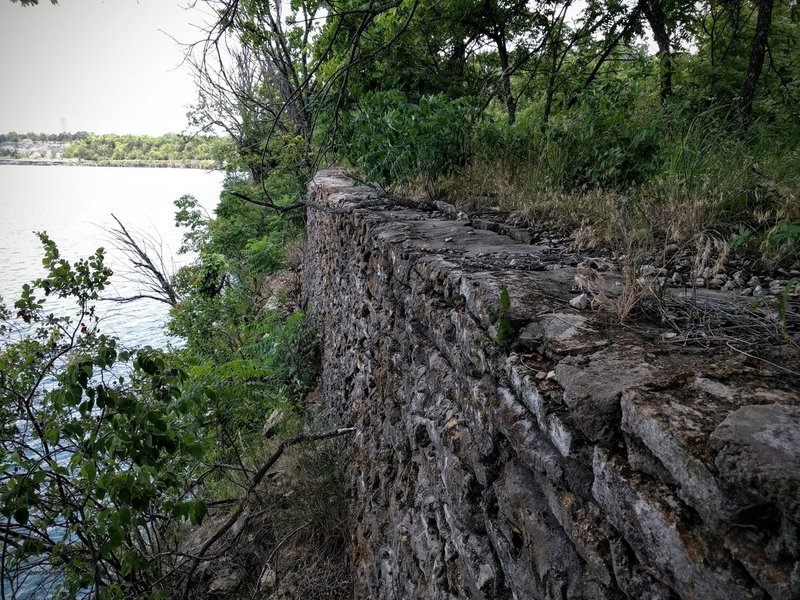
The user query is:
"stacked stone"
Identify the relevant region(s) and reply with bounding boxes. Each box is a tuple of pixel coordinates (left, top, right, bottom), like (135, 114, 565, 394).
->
(303, 170, 800, 600)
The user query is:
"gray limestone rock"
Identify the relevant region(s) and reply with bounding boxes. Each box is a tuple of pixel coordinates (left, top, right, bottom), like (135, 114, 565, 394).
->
(592, 448, 764, 600)
(555, 347, 656, 444)
(569, 293, 590, 310)
(711, 404, 800, 523)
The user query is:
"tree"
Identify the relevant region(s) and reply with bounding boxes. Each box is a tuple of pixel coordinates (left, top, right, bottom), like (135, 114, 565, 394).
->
(740, 0, 775, 126)
(9, 0, 58, 5)
(187, 0, 325, 189)
(0, 234, 207, 598)
(454, 0, 544, 125)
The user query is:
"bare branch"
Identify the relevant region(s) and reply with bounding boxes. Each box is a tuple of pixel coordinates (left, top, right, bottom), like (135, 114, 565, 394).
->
(179, 426, 356, 599)
(105, 214, 180, 307)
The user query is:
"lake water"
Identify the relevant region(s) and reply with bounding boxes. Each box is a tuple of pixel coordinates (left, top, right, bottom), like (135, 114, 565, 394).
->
(0, 165, 224, 347)
(0, 165, 223, 598)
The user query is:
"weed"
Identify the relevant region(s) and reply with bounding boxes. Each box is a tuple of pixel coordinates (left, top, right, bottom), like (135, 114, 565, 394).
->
(488, 286, 516, 343)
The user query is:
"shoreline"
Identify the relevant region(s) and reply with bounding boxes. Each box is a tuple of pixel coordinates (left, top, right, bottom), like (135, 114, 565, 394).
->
(0, 158, 217, 169)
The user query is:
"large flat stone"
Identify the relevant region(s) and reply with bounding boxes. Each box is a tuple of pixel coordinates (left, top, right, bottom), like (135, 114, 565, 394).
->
(592, 448, 764, 600)
(555, 346, 657, 444)
(621, 377, 800, 526)
(711, 404, 800, 523)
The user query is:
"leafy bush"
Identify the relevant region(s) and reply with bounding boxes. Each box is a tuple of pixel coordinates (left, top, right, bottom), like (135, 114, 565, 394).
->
(340, 90, 479, 185)
(544, 83, 663, 190)
(0, 236, 208, 598)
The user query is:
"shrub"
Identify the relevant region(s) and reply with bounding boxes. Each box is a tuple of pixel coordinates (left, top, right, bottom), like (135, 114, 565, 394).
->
(544, 82, 663, 190)
(340, 90, 479, 186)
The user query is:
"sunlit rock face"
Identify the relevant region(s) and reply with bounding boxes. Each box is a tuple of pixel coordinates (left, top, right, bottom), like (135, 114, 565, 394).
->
(303, 169, 800, 600)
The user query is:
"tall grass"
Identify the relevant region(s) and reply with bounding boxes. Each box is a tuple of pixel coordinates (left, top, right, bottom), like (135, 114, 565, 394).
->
(428, 94, 800, 266)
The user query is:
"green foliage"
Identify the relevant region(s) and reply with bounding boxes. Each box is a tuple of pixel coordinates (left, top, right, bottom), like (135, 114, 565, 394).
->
(0, 179, 315, 596)
(544, 84, 663, 189)
(338, 90, 479, 185)
(35, 132, 226, 162)
(168, 173, 313, 483)
(306, 0, 800, 265)
(487, 286, 515, 343)
(730, 220, 800, 266)
(0, 237, 208, 598)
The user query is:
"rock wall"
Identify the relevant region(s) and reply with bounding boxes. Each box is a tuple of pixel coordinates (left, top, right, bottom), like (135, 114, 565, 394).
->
(302, 169, 800, 600)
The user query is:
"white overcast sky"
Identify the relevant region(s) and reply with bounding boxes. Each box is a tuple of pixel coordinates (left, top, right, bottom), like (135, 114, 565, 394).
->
(0, 0, 215, 135)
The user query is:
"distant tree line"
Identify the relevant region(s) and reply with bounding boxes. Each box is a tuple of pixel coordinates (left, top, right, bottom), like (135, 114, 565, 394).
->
(0, 131, 90, 142)
(0, 132, 231, 162)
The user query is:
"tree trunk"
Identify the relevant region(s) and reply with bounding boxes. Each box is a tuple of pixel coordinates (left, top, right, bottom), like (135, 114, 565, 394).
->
(641, 0, 673, 101)
(740, 0, 774, 128)
(496, 39, 517, 125)
(542, 35, 559, 126)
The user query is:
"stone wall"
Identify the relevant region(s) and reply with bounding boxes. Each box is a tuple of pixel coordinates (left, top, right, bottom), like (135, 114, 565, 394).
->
(302, 169, 800, 600)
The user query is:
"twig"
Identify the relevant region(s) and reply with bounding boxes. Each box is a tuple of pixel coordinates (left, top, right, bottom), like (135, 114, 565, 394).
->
(725, 341, 800, 376)
(179, 426, 356, 599)
(261, 522, 310, 594)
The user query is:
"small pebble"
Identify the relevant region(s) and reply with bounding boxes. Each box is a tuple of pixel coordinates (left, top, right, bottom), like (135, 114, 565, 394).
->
(695, 277, 706, 287)
(753, 285, 765, 297)
(661, 331, 678, 340)
(569, 293, 590, 310)
(770, 279, 786, 290)
(722, 280, 737, 292)
(741, 287, 754, 296)
(671, 272, 683, 285)
(640, 264, 657, 276)
(748, 276, 760, 287)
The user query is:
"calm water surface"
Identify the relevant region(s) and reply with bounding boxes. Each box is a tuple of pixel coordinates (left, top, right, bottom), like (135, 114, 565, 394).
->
(0, 165, 223, 598)
(0, 165, 223, 347)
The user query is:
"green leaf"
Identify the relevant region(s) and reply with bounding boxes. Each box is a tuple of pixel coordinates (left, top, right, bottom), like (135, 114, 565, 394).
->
(43, 427, 59, 446)
(500, 287, 511, 312)
(82, 460, 97, 482)
(496, 317, 515, 343)
(13, 506, 29, 526)
(189, 500, 207, 526)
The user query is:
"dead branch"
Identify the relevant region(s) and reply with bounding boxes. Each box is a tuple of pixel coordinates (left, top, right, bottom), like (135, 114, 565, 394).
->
(179, 426, 356, 599)
(104, 214, 180, 307)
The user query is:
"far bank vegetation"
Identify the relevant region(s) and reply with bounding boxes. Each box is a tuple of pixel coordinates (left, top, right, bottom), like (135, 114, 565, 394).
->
(0, 131, 231, 165)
